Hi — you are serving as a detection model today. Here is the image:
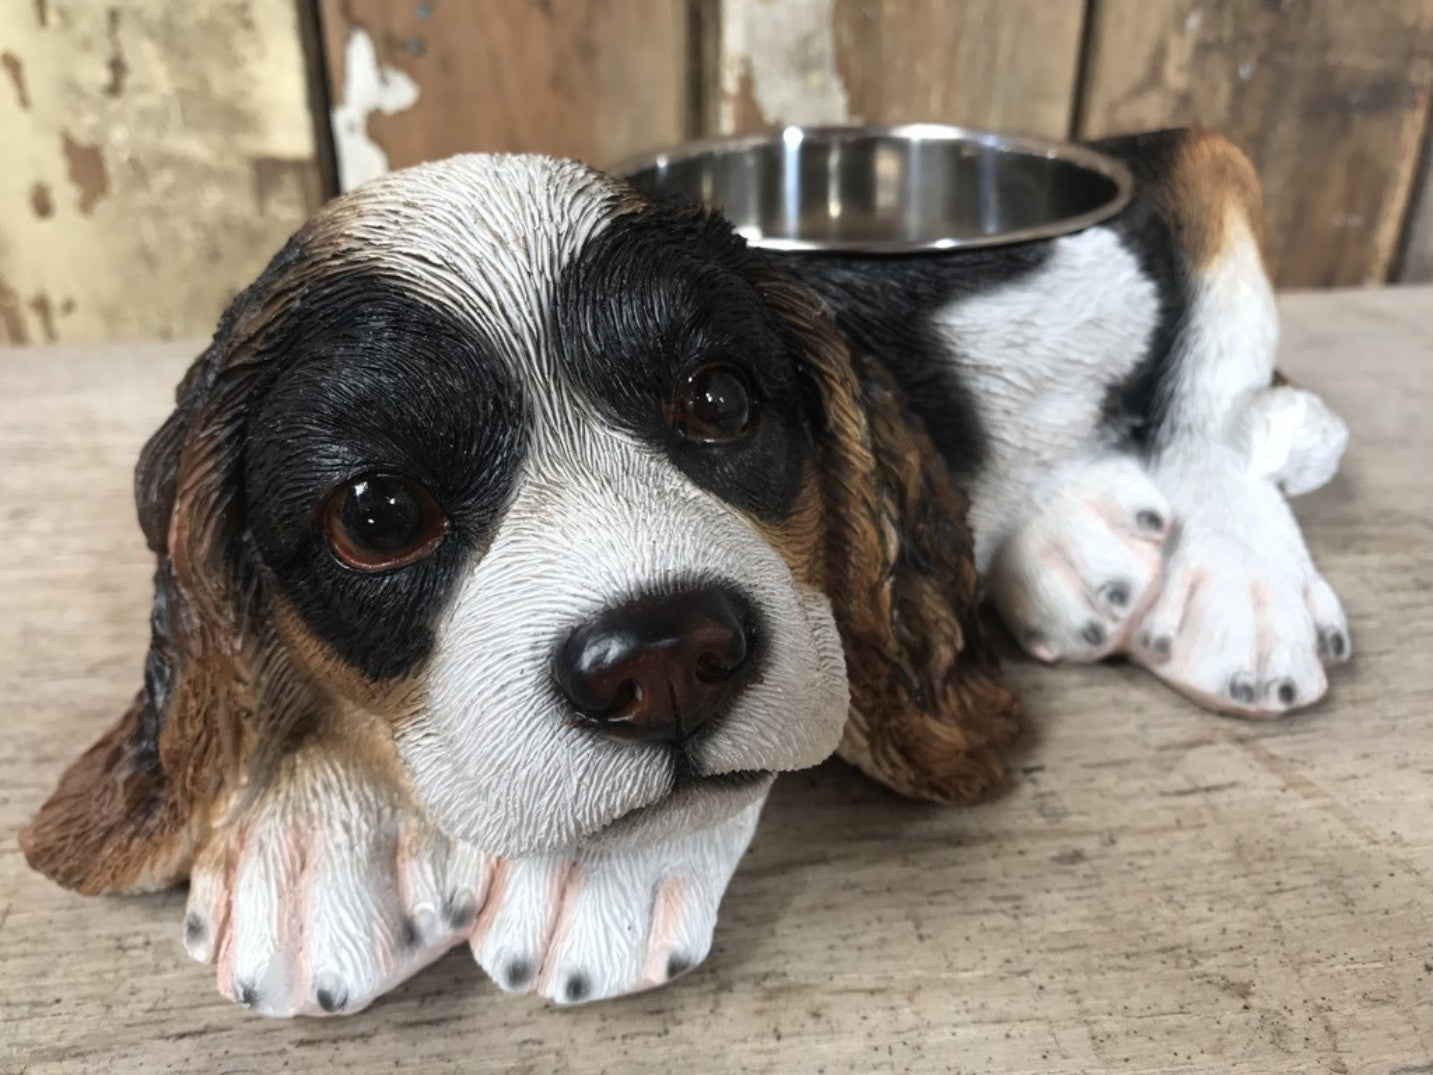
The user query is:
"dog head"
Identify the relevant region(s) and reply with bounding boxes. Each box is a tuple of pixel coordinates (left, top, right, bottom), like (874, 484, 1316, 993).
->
(24, 155, 1018, 892)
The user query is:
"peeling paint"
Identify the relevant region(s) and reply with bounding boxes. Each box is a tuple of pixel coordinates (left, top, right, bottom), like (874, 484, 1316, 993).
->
(718, 0, 850, 132)
(330, 26, 419, 191)
(30, 181, 52, 218)
(102, 8, 127, 97)
(2, 51, 30, 109)
(60, 131, 108, 214)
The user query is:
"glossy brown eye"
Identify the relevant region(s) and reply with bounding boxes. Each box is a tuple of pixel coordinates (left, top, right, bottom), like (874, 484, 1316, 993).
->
(674, 363, 756, 443)
(320, 472, 449, 572)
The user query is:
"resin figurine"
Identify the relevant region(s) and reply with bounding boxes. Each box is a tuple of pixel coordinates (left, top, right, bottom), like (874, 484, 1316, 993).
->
(22, 128, 1349, 1016)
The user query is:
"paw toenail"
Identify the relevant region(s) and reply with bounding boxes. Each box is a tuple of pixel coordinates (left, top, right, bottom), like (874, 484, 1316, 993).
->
(1319, 628, 1348, 660)
(1100, 581, 1131, 609)
(1080, 622, 1106, 647)
(235, 981, 258, 1009)
(1275, 680, 1297, 706)
(504, 959, 533, 990)
(1136, 509, 1165, 533)
(399, 916, 419, 948)
(665, 954, 692, 980)
(444, 890, 478, 933)
(1151, 634, 1172, 657)
(183, 912, 205, 948)
(1228, 677, 1256, 705)
(564, 973, 590, 1003)
(315, 986, 347, 1014)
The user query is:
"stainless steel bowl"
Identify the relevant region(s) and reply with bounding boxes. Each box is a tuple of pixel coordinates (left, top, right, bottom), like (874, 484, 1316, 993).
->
(613, 124, 1133, 254)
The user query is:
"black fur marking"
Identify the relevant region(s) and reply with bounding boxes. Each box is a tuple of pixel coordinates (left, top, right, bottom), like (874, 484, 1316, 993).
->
(443, 890, 478, 932)
(136, 556, 180, 773)
(776, 245, 1052, 480)
(245, 278, 525, 681)
(554, 200, 816, 525)
(504, 959, 533, 990)
(563, 973, 590, 1003)
(1319, 628, 1347, 660)
(665, 953, 692, 980)
(183, 911, 205, 948)
(1136, 509, 1166, 533)
(1089, 131, 1197, 455)
(1228, 676, 1256, 705)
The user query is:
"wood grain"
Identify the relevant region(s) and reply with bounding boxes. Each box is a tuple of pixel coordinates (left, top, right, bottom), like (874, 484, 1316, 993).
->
(317, 0, 690, 187)
(0, 1, 322, 345)
(1077, 0, 1433, 288)
(702, 0, 1086, 138)
(2, 288, 1432, 1072)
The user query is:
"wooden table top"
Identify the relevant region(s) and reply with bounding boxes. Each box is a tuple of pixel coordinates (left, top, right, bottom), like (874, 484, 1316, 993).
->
(2, 288, 1430, 1075)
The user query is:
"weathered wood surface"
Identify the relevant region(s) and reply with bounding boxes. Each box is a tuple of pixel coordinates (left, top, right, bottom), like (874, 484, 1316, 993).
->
(0, 0, 322, 345)
(317, 0, 690, 187)
(702, 0, 1086, 138)
(1, 288, 1431, 1072)
(1077, 0, 1433, 288)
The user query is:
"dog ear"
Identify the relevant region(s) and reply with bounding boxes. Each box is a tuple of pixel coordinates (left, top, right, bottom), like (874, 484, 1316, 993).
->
(755, 267, 1022, 804)
(21, 320, 276, 894)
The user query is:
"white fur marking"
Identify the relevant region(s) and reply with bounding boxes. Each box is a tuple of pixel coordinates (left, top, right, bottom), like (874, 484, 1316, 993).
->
(932, 228, 1159, 568)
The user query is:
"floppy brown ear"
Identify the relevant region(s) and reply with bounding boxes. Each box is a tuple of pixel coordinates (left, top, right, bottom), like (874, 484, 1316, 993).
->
(757, 269, 1021, 803)
(20, 338, 265, 895)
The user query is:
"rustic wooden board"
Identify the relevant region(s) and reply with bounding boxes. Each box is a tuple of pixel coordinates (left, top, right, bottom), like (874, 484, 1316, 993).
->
(1077, 0, 1433, 288)
(703, 0, 1086, 138)
(2, 287, 1431, 1072)
(0, 0, 322, 345)
(317, 0, 690, 188)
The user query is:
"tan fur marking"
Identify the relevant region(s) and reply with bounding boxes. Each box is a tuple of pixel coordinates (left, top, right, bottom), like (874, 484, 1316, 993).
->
(1157, 129, 1268, 271)
(751, 266, 1021, 804)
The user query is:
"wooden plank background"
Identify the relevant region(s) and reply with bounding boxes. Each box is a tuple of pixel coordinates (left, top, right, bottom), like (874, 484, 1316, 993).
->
(2, 0, 1431, 343)
(0, 0, 323, 346)
(1077, 0, 1433, 287)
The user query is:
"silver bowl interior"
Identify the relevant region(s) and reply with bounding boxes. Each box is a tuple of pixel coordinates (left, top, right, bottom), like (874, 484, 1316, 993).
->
(614, 125, 1133, 254)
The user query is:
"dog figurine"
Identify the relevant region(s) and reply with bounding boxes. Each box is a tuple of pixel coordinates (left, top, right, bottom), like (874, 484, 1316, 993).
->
(21, 128, 1348, 1015)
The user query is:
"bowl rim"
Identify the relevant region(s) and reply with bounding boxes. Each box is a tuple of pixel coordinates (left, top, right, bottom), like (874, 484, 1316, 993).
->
(608, 123, 1136, 254)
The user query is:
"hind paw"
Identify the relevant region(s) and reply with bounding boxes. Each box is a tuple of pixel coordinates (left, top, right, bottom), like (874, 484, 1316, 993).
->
(989, 456, 1170, 662)
(1131, 451, 1350, 717)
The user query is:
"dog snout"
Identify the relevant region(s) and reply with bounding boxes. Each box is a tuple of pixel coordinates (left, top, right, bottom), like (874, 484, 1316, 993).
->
(554, 588, 754, 742)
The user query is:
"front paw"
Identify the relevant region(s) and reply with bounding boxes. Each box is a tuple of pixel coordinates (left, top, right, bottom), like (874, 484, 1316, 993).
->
(1131, 456, 1350, 717)
(471, 801, 760, 1005)
(184, 750, 491, 1017)
(988, 456, 1171, 662)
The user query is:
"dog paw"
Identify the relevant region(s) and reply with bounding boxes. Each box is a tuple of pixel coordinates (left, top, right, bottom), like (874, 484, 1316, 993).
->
(1131, 450, 1350, 717)
(988, 456, 1171, 662)
(184, 750, 491, 1017)
(1239, 384, 1348, 497)
(471, 801, 760, 1005)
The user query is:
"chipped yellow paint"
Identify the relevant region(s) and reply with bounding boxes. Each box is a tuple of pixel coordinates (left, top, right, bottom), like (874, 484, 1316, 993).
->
(0, 1, 320, 344)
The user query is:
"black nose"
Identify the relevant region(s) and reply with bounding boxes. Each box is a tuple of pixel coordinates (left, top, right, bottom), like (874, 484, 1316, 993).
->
(554, 588, 754, 742)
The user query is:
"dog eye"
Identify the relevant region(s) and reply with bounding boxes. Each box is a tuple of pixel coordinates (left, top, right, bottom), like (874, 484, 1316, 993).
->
(674, 363, 756, 443)
(320, 473, 449, 572)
